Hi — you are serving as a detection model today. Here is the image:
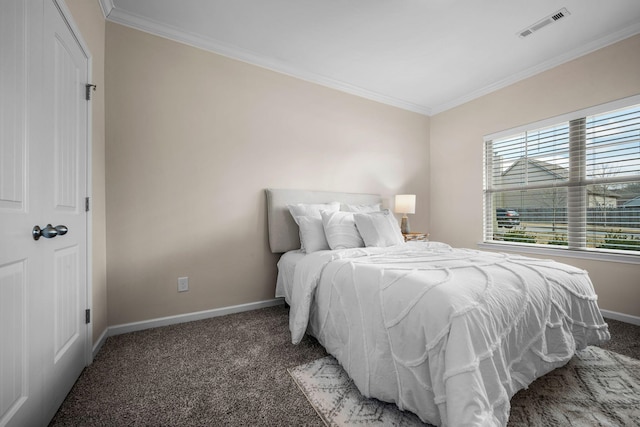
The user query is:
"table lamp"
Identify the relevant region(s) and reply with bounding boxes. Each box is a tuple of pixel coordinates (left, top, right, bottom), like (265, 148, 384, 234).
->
(394, 194, 416, 234)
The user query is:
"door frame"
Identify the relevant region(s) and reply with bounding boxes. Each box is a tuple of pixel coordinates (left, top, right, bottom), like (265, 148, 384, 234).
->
(53, 0, 93, 366)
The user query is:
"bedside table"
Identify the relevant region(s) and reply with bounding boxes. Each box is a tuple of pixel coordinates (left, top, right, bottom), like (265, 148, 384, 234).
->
(403, 232, 429, 242)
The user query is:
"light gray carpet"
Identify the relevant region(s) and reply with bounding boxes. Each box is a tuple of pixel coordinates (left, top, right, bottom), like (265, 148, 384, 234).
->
(50, 305, 639, 426)
(289, 346, 640, 427)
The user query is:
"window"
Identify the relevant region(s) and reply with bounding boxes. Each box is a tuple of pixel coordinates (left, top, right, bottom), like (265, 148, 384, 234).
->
(484, 96, 640, 255)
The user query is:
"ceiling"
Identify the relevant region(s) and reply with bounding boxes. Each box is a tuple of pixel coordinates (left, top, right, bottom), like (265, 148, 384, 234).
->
(100, 0, 640, 115)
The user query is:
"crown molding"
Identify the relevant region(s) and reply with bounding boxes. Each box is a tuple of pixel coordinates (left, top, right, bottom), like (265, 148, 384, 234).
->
(98, 0, 114, 19)
(431, 22, 640, 115)
(103, 5, 640, 117)
(105, 7, 432, 116)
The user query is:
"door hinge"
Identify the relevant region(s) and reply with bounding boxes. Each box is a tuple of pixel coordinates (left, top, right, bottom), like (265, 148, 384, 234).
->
(85, 84, 96, 101)
(85, 197, 90, 212)
(85, 309, 91, 324)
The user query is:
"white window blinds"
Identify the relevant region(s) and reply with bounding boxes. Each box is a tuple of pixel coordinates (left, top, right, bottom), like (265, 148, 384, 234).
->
(484, 99, 640, 254)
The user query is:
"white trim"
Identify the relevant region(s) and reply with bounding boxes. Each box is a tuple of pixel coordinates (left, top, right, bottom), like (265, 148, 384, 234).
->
(601, 309, 640, 326)
(433, 22, 640, 115)
(86, 300, 640, 360)
(103, 6, 640, 117)
(84, 40, 94, 367)
(101, 5, 640, 117)
(98, 0, 113, 19)
(477, 242, 640, 265)
(104, 8, 435, 115)
(484, 94, 640, 141)
(106, 299, 285, 338)
(54, 0, 91, 56)
(92, 327, 108, 360)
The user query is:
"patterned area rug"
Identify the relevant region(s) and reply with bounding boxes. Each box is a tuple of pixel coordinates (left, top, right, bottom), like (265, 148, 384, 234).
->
(288, 346, 640, 426)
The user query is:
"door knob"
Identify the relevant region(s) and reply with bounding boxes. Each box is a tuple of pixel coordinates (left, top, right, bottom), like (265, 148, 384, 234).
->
(32, 224, 68, 241)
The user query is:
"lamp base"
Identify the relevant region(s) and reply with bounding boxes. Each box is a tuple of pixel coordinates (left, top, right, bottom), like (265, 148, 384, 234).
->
(400, 216, 410, 234)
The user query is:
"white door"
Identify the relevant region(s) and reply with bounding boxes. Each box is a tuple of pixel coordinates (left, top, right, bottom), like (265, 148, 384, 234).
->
(0, 1, 42, 425)
(0, 0, 90, 425)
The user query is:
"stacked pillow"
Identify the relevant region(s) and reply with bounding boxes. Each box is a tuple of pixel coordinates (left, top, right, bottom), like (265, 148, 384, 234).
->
(287, 202, 404, 253)
(321, 210, 365, 250)
(287, 202, 339, 253)
(354, 210, 405, 248)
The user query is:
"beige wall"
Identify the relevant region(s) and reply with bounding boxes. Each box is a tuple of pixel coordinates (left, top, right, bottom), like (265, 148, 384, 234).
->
(430, 35, 640, 318)
(64, 5, 638, 330)
(65, 0, 108, 345)
(105, 22, 430, 325)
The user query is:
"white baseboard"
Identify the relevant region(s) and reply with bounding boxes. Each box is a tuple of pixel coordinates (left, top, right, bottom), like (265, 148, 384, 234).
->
(601, 309, 640, 326)
(88, 302, 635, 361)
(89, 299, 285, 361)
(92, 328, 109, 361)
(106, 298, 285, 338)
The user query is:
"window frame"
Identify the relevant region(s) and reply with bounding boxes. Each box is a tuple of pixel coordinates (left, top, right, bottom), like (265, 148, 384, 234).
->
(482, 94, 640, 264)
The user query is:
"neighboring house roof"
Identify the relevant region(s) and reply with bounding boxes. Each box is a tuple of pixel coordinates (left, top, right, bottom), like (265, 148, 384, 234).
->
(501, 157, 621, 199)
(587, 189, 620, 199)
(623, 196, 640, 207)
(502, 157, 568, 180)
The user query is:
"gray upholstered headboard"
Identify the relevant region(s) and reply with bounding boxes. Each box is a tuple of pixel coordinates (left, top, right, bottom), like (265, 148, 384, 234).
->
(265, 188, 382, 253)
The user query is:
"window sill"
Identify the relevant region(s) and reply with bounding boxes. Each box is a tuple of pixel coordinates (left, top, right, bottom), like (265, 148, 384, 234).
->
(477, 242, 640, 265)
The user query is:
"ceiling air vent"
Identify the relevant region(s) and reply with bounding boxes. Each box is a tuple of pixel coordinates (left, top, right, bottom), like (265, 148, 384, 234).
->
(518, 8, 570, 38)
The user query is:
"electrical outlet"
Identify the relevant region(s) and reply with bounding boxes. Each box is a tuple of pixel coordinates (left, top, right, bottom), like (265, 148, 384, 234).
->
(178, 277, 189, 292)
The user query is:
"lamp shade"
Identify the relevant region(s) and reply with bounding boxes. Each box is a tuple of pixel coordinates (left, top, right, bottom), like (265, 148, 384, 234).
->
(394, 194, 416, 214)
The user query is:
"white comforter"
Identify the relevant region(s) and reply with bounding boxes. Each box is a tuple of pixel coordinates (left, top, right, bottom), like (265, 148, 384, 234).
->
(285, 242, 610, 426)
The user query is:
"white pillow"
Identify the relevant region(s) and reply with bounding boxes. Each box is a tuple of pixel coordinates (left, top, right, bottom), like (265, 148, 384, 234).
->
(341, 203, 382, 213)
(321, 210, 364, 250)
(287, 202, 339, 252)
(354, 210, 404, 247)
(288, 202, 340, 220)
(295, 216, 330, 253)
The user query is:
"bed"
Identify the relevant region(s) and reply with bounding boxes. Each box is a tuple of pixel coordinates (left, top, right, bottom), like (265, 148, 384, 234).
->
(265, 188, 610, 427)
